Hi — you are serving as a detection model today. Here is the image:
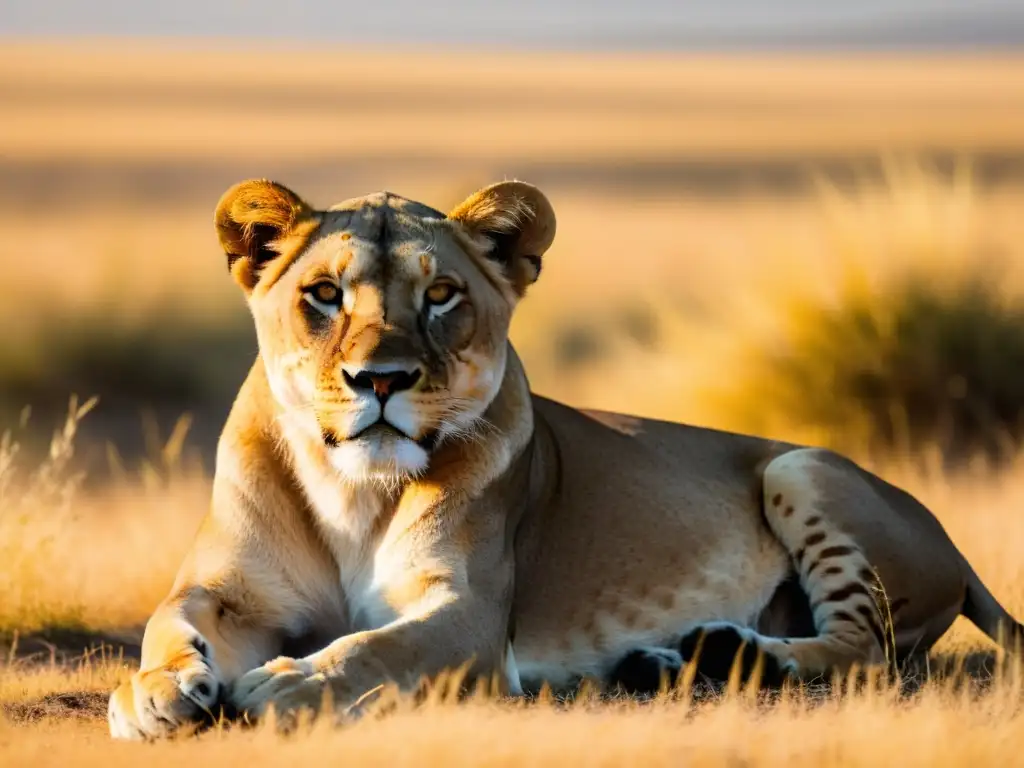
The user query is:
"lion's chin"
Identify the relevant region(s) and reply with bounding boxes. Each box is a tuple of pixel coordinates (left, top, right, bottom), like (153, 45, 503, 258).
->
(326, 425, 429, 486)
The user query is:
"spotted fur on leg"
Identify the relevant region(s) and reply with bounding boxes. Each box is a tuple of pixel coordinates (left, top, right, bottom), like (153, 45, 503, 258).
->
(759, 449, 891, 676)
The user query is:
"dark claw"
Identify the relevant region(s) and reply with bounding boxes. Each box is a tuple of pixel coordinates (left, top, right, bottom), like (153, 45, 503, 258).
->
(608, 649, 681, 696)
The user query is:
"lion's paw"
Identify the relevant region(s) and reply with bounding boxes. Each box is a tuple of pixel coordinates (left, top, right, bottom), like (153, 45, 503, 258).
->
(108, 634, 221, 740)
(230, 657, 326, 725)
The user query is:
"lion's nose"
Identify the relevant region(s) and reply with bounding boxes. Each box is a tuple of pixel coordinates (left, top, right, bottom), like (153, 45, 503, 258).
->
(343, 365, 422, 403)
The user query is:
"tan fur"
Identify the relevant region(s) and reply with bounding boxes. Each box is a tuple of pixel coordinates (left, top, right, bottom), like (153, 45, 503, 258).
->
(108, 180, 1024, 739)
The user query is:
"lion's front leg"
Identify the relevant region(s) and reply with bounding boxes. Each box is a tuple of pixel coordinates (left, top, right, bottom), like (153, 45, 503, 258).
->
(230, 539, 515, 725)
(230, 602, 510, 726)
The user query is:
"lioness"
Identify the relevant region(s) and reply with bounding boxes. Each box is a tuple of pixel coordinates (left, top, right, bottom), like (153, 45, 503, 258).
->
(109, 179, 1023, 739)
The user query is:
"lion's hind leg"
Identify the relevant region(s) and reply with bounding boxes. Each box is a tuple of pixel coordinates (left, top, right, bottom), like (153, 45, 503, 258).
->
(666, 449, 893, 689)
(757, 449, 891, 675)
(660, 447, 891, 686)
(608, 448, 898, 695)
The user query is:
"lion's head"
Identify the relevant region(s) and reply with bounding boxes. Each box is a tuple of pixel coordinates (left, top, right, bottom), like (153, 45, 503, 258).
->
(215, 180, 555, 485)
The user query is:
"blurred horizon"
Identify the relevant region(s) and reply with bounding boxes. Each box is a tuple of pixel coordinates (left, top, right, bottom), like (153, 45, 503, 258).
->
(4, 11, 1024, 479)
(5, 0, 1024, 49)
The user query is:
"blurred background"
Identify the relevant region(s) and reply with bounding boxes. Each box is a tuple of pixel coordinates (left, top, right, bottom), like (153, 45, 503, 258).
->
(4, 1, 1024, 641)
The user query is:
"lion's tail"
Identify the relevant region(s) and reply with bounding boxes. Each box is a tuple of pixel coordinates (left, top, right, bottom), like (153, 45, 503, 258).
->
(961, 561, 1024, 653)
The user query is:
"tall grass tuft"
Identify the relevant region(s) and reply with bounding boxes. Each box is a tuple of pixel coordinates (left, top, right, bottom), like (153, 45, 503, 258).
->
(751, 266, 1024, 466)
(692, 160, 1024, 469)
(0, 399, 208, 636)
(0, 397, 96, 634)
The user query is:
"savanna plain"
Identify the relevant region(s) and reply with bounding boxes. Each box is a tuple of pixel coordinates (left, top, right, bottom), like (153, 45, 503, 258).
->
(3, 43, 1024, 765)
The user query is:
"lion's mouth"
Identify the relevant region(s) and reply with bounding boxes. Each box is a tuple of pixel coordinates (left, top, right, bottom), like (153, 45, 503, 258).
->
(355, 421, 408, 440)
(322, 420, 403, 446)
(322, 420, 438, 451)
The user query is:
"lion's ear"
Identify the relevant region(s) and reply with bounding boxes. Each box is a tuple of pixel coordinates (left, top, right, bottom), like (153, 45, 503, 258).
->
(214, 179, 316, 293)
(447, 181, 556, 296)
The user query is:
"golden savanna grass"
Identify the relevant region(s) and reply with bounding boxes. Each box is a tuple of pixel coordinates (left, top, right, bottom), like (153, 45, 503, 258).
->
(4, 42, 1024, 765)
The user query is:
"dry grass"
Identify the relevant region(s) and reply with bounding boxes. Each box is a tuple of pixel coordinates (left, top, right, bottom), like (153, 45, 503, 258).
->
(2, 659, 1024, 766)
(5, 41, 1024, 764)
(0, 402, 207, 635)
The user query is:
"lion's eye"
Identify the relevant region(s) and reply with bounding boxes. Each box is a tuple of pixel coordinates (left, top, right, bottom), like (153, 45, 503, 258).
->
(425, 282, 460, 307)
(303, 281, 342, 316)
(311, 282, 340, 304)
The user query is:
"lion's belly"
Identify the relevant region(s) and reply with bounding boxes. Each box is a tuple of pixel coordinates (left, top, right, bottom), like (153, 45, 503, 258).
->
(510, 551, 790, 692)
(509, 468, 791, 690)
